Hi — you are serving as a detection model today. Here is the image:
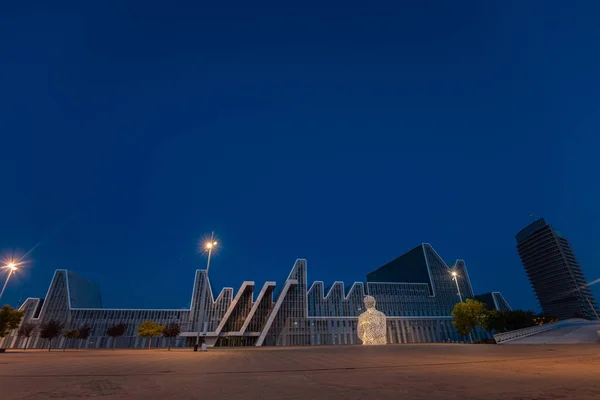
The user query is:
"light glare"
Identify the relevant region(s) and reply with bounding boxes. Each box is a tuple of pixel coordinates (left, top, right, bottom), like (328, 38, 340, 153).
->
(3, 261, 19, 271)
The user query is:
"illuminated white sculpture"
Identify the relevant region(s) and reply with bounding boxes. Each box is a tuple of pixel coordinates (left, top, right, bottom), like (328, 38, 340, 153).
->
(357, 295, 387, 345)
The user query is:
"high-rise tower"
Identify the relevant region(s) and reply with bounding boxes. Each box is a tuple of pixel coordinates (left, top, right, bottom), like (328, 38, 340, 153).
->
(515, 218, 598, 320)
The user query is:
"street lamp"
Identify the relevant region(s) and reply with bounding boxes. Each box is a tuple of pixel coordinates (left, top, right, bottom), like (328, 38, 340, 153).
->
(451, 270, 473, 343)
(451, 270, 463, 303)
(194, 233, 218, 352)
(0, 262, 18, 303)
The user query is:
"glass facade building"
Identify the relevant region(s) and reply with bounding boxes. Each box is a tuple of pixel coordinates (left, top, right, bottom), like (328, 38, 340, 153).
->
(516, 218, 598, 320)
(1, 243, 510, 349)
(474, 292, 512, 312)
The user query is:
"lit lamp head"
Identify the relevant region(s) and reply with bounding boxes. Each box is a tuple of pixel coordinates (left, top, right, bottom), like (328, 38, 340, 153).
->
(4, 262, 17, 271)
(451, 271, 458, 278)
(205, 241, 217, 250)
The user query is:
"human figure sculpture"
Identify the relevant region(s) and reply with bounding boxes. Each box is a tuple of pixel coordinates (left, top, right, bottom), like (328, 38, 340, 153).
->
(357, 295, 387, 345)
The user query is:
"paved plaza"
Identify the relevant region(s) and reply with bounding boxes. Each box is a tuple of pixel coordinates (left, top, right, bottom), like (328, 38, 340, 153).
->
(0, 344, 599, 399)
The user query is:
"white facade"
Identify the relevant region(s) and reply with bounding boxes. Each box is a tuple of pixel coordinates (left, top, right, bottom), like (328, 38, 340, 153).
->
(1, 244, 507, 349)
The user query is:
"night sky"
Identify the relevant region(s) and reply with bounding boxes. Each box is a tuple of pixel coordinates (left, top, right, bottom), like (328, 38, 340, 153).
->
(2, 1, 599, 312)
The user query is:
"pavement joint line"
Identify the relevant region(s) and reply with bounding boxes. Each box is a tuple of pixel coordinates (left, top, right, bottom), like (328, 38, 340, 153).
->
(0, 352, 596, 378)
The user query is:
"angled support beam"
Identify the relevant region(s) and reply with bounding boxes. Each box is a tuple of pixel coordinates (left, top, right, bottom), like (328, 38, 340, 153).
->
(255, 279, 297, 346)
(214, 281, 254, 336)
(240, 281, 276, 334)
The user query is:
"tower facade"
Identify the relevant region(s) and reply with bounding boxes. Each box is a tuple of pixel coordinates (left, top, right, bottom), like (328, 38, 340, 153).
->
(516, 218, 598, 320)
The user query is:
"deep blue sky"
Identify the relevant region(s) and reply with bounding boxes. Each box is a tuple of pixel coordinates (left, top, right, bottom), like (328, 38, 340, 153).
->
(2, 1, 599, 312)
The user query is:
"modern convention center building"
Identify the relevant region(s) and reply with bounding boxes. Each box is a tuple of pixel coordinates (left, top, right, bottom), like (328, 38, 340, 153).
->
(0, 243, 510, 349)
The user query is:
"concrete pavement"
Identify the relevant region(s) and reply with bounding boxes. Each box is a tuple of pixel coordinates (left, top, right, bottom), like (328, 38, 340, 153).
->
(0, 344, 599, 399)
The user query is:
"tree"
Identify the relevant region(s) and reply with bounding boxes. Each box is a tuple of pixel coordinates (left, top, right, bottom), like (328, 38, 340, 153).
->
(106, 322, 127, 350)
(0, 305, 24, 341)
(62, 329, 79, 351)
(39, 320, 63, 351)
(137, 320, 164, 350)
(505, 310, 535, 331)
(451, 299, 486, 340)
(17, 322, 36, 350)
(480, 309, 507, 334)
(77, 324, 92, 350)
(162, 322, 181, 351)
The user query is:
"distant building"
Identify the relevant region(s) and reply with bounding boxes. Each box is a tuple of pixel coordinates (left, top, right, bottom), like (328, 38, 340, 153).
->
(515, 218, 598, 320)
(1, 243, 510, 349)
(475, 292, 512, 312)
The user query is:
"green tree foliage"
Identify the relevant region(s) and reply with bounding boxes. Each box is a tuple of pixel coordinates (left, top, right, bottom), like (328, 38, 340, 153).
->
(505, 310, 535, 331)
(17, 322, 36, 350)
(39, 319, 63, 351)
(0, 305, 24, 339)
(77, 324, 92, 350)
(451, 299, 486, 338)
(480, 310, 507, 334)
(475, 309, 543, 336)
(451, 306, 541, 339)
(162, 322, 181, 351)
(137, 320, 164, 350)
(62, 329, 79, 351)
(106, 322, 127, 350)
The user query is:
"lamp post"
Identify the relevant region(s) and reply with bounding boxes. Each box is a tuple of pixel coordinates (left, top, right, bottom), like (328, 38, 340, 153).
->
(451, 271, 463, 303)
(194, 234, 217, 352)
(451, 270, 474, 343)
(0, 263, 18, 303)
